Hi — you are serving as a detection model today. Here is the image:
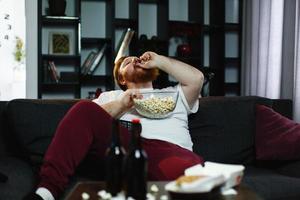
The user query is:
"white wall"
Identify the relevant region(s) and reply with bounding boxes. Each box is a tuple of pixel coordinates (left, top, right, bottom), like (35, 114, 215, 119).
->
(25, 0, 38, 98)
(0, 0, 26, 100)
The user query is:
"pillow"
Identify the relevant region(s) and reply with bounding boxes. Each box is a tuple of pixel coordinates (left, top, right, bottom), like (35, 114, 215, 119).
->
(255, 105, 300, 160)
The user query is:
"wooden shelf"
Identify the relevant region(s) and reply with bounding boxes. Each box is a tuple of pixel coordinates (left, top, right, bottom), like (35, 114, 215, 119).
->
(225, 83, 240, 91)
(139, 0, 159, 3)
(81, 38, 111, 47)
(42, 16, 80, 26)
(80, 75, 112, 85)
(225, 58, 240, 65)
(42, 55, 81, 61)
(42, 82, 80, 92)
(81, 0, 107, 2)
(225, 23, 240, 32)
(172, 56, 201, 61)
(114, 19, 137, 28)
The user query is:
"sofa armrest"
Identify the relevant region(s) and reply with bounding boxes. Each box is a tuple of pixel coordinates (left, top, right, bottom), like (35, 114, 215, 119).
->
(276, 160, 300, 178)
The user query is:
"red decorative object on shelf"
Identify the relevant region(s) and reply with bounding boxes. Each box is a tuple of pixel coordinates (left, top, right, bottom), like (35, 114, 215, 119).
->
(177, 44, 192, 57)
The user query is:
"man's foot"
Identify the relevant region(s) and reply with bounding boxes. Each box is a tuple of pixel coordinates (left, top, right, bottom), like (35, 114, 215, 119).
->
(23, 193, 44, 200)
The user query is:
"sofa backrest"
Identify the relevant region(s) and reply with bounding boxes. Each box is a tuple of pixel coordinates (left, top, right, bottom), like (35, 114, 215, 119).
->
(2, 97, 293, 166)
(188, 96, 292, 165)
(5, 99, 78, 162)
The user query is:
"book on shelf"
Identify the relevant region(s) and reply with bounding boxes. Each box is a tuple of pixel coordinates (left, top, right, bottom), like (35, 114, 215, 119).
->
(81, 51, 96, 75)
(87, 43, 108, 75)
(48, 61, 60, 83)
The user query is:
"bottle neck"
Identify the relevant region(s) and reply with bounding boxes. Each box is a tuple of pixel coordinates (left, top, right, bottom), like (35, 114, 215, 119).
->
(111, 120, 121, 147)
(130, 123, 142, 150)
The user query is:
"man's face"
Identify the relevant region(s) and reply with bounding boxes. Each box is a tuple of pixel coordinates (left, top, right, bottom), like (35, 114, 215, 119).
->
(119, 56, 159, 84)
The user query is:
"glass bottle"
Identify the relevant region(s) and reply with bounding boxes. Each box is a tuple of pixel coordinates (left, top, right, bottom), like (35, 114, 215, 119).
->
(105, 119, 125, 196)
(124, 118, 148, 200)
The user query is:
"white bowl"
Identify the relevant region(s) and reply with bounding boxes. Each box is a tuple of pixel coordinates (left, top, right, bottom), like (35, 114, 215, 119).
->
(133, 90, 178, 119)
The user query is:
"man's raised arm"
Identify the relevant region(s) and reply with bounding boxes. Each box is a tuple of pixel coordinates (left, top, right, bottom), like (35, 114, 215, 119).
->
(139, 52, 204, 108)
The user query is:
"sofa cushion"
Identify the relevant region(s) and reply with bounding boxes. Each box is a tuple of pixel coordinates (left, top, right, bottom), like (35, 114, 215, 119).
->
(189, 96, 272, 164)
(276, 160, 300, 178)
(243, 166, 300, 200)
(255, 105, 300, 160)
(6, 99, 78, 162)
(0, 156, 35, 199)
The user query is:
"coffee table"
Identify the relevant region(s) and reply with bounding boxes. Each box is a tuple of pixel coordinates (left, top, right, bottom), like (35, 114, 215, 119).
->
(65, 181, 263, 200)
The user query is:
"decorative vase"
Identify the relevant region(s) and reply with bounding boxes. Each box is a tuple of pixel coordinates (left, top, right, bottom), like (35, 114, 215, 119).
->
(48, 0, 66, 16)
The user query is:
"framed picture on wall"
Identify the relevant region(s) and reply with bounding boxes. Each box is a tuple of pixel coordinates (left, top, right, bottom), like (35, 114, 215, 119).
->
(48, 31, 74, 55)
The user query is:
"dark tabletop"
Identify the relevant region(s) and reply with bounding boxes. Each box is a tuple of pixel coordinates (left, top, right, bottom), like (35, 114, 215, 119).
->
(65, 181, 263, 200)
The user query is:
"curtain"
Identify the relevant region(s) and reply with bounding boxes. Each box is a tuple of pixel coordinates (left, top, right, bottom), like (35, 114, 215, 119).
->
(242, 0, 300, 122)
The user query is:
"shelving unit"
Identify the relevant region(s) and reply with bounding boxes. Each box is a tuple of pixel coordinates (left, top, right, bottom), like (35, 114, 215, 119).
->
(38, 0, 80, 98)
(37, 0, 243, 98)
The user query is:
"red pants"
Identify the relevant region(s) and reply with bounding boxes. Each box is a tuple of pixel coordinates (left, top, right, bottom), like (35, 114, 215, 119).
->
(38, 101, 204, 198)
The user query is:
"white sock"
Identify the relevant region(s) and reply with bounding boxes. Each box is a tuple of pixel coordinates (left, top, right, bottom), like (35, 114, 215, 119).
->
(36, 187, 55, 200)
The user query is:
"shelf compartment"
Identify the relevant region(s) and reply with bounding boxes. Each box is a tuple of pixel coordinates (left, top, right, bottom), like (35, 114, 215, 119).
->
(42, 16, 80, 26)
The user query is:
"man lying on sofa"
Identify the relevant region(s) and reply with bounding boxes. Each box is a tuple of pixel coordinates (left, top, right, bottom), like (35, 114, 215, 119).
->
(24, 51, 205, 200)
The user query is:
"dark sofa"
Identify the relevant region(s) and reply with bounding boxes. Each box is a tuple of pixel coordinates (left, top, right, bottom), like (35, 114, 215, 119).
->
(1, 96, 300, 200)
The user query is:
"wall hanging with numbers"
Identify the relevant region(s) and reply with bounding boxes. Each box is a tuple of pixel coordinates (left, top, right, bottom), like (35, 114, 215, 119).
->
(0, 0, 13, 50)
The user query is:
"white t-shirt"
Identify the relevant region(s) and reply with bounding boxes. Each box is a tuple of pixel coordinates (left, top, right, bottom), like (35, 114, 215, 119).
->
(93, 84, 199, 151)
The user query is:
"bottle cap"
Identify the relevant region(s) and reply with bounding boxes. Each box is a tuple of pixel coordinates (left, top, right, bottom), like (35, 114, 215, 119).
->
(131, 118, 140, 124)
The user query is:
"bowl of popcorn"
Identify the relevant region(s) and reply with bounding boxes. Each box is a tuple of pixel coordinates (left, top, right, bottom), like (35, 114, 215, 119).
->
(133, 90, 178, 119)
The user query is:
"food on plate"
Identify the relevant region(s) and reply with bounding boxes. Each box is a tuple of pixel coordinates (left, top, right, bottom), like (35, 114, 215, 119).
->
(175, 175, 206, 187)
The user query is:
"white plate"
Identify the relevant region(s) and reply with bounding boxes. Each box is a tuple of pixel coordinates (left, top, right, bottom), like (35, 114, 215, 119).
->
(184, 162, 245, 190)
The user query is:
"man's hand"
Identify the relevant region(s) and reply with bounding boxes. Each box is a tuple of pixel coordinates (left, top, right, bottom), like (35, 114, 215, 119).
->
(101, 89, 142, 118)
(137, 51, 164, 70)
(117, 89, 142, 110)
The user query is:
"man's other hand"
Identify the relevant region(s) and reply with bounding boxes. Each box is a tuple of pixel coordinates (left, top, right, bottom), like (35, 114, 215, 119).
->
(118, 89, 142, 110)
